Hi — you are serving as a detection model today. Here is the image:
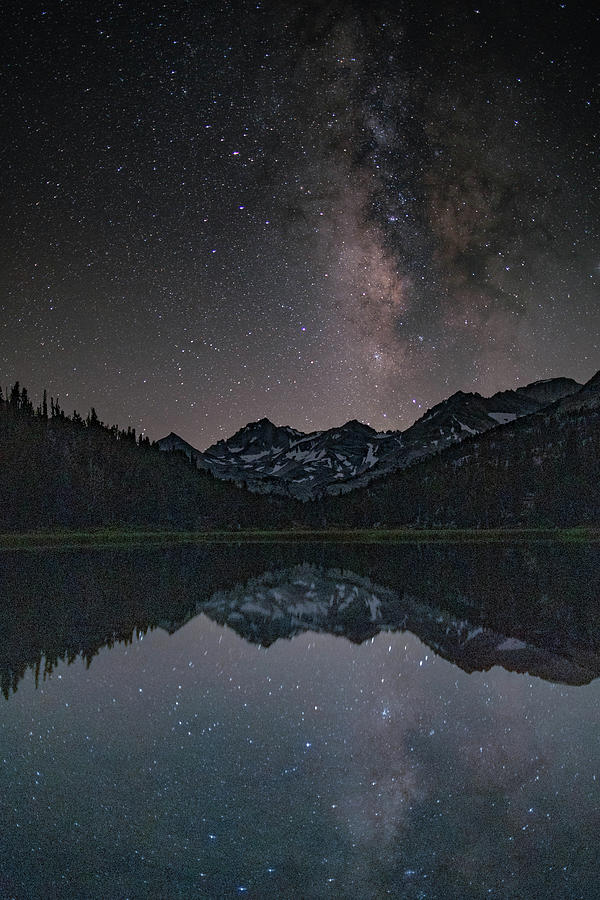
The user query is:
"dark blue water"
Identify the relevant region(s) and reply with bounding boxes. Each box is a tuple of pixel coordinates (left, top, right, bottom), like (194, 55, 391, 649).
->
(1, 543, 599, 898)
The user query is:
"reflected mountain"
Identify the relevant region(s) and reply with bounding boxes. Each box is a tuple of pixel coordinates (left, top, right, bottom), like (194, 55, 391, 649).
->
(195, 564, 600, 685)
(1, 542, 599, 697)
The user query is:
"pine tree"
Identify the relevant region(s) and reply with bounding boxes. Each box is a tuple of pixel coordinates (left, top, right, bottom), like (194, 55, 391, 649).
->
(9, 381, 20, 408)
(20, 387, 33, 415)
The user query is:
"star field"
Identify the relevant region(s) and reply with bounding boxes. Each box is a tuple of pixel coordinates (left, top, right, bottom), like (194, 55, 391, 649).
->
(1, 0, 598, 446)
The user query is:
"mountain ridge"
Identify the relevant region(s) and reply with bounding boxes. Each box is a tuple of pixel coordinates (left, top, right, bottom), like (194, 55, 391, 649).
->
(158, 375, 584, 499)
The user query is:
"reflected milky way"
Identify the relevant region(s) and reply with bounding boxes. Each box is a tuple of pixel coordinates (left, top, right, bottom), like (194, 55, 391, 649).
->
(1, 543, 599, 897)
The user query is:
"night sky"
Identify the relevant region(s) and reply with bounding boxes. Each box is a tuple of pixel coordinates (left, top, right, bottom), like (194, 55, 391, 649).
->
(2, 0, 598, 448)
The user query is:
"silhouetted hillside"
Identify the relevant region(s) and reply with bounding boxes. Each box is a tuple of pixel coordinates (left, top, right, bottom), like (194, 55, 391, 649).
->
(0, 385, 297, 530)
(315, 392, 600, 528)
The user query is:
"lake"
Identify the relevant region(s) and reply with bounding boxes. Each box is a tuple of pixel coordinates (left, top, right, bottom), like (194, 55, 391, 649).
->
(1, 542, 599, 898)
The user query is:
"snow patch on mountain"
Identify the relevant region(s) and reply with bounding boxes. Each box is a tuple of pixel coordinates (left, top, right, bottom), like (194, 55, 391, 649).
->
(488, 412, 517, 424)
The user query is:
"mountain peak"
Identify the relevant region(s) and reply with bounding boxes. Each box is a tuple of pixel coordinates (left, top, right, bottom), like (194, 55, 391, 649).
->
(254, 417, 276, 427)
(559, 370, 600, 411)
(341, 418, 377, 433)
(582, 370, 600, 390)
(449, 390, 474, 399)
(158, 431, 193, 446)
(515, 376, 581, 405)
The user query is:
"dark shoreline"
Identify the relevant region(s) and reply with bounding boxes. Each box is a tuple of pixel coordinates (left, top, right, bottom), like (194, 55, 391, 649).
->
(0, 526, 598, 550)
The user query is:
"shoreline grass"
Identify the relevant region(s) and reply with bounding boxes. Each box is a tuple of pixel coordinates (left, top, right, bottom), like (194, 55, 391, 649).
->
(0, 525, 598, 549)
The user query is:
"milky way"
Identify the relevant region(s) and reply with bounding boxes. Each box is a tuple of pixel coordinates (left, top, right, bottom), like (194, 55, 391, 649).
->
(1, 0, 597, 445)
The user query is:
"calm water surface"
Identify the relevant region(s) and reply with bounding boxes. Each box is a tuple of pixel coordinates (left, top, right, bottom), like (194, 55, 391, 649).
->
(0, 542, 599, 899)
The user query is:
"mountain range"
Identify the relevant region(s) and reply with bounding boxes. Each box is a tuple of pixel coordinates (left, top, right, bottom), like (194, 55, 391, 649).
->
(0, 369, 597, 531)
(158, 375, 584, 498)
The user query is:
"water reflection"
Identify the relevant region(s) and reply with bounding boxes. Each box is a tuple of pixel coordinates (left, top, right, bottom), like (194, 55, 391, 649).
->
(1, 542, 599, 697)
(0, 543, 599, 898)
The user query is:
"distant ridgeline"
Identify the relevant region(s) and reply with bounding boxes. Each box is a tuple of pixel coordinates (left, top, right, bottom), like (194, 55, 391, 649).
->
(0, 373, 599, 530)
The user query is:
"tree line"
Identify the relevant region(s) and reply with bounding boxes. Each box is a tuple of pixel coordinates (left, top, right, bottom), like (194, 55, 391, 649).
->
(2, 381, 151, 446)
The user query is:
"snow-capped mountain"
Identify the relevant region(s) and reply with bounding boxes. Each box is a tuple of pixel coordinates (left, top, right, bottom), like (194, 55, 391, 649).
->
(158, 375, 582, 499)
(200, 417, 405, 498)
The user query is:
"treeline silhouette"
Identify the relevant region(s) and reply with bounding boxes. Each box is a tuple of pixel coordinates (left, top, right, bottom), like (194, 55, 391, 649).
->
(0, 382, 298, 530)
